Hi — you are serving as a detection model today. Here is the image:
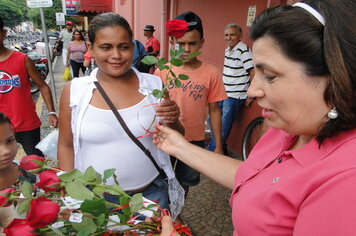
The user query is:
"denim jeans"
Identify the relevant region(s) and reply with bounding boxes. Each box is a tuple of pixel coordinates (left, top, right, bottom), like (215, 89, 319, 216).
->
(104, 176, 169, 213)
(208, 98, 245, 151)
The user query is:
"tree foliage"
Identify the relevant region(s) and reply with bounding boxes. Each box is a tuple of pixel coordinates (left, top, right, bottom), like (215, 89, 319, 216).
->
(0, 0, 26, 27)
(0, 0, 83, 30)
(27, 0, 65, 30)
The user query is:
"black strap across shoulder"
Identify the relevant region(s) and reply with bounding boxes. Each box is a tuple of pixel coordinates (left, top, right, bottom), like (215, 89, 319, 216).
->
(93, 81, 166, 178)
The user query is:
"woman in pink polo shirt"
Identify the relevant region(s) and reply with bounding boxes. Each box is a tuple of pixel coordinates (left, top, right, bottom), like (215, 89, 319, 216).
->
(155, 0, 356, 235)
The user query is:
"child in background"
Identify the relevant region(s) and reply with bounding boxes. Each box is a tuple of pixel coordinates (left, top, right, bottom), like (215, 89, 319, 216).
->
(0, 112, 35, 233)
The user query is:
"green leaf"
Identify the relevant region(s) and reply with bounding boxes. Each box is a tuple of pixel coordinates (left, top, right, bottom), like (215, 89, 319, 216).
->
(20, 181, 33, 198)
(96, 213, 106, 227)
(157, 57, 168, 71)
(47, 225, 66, 236)
(169, 48, 176, 58)
(118, 213, 129, 224)
(175, 48, 185, 58)
(103, 169, 116, 184)
(186, 51, 202, 60)
(129, 193, 144, 213)
(158, 57, 167, 66)
(92, 186, 106, 197)
(104, 184, 125, 196)
(170, 58, 184, 67)
(152, 89, 164, 99)
(174, 79, 182, 88)
(81, 198, 107, 216)
(141, 56, 158, 65)
(65, 180, 94, 200)
(178, 74, 189, 80)
(72, 217, 97, 235)
(120, 195, 131, 216)
(59, 169, 84, 183)
(16, 199, 31, 215)
(112, 172, 120, 186)
(169, 70, 177, 78)
(84, 166, 102, 184)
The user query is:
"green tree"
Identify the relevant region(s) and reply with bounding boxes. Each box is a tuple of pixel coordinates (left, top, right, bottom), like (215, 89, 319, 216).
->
(0, 0, 25, 27)
(27, 0, 64, 30)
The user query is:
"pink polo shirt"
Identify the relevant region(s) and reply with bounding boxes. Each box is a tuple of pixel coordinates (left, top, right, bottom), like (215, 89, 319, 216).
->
(231, 128, 356, 236)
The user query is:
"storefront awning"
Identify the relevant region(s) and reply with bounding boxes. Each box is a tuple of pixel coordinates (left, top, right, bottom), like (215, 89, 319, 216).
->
(76, 0, 112, 15)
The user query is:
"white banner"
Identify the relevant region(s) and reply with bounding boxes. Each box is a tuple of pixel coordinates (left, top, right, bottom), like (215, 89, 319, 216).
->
(26, 0, 53, 8)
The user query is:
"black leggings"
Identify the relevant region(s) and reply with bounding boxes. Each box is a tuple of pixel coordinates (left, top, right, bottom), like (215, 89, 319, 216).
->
(15, 127, 44, 156)
(70, 59, 86, 78)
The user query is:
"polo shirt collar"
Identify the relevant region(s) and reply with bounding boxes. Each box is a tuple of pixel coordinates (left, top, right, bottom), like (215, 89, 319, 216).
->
(282, 129, 356, 167)
(225, 40, 242, 53)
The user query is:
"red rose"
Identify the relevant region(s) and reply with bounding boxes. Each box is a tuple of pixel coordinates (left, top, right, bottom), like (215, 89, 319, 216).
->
(0, 188, 16, 207)
(35, 170, 62, 192)
(3, 218, 37, 236)
(26, 197, 60, 228)
(19, 155, 45, 173)
(166, 19, 189, 38)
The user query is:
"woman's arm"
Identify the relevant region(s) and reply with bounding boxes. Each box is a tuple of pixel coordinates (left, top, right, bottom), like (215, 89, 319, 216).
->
(25, 56, 58, 128)
(57, 83, 75, 171)
(154, 125, 241, 189)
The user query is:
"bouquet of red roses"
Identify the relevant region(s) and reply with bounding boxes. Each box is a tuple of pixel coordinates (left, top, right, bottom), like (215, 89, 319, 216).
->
(0, 155, 191, 236)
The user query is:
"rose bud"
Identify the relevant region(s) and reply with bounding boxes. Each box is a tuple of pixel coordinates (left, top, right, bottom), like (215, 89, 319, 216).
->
(165, 19, 189, 38)
(19, 155, 46, 173)
(35, 170, 62, 193)
(3, 218, 37, 236)
(26, 197, 60, 228)
(0, 188, 17, 207)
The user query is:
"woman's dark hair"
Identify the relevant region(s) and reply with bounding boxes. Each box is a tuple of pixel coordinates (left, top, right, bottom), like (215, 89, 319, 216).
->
(0, 112, 14, 130)
(88, 13, 133, 45)
(71, 29, 85, 41)
(250, 0, 356, 144)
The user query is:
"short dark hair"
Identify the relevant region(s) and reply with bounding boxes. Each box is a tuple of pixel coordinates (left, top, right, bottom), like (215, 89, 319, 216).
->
(88, 12, 133, 45)
(250, 0, 356, 144)
(0, 112, 14, 130)
(175, 11, 204, 39)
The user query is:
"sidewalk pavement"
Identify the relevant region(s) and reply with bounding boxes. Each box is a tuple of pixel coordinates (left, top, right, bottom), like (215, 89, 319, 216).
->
(19, 55, 235, 235)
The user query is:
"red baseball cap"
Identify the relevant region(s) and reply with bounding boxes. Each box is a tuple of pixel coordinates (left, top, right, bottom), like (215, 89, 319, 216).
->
(66, 21, 74, 26)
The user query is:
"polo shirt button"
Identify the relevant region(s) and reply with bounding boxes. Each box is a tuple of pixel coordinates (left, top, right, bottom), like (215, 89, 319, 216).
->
(277, 157, 282, 163)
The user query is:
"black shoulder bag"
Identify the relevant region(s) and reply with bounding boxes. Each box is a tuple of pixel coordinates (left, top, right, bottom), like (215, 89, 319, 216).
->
(93, 81, 166, 178)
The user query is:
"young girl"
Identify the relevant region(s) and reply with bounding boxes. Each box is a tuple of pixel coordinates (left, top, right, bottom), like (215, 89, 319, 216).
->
(58, 13, 184, 218)
(0, 112, 35, 233)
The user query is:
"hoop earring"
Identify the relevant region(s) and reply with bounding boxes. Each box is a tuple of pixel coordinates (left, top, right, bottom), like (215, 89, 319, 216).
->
(327, 107, 338, 119)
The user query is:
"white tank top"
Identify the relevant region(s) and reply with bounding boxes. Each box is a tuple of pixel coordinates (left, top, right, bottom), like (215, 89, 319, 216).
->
(78, 96, 159, 190)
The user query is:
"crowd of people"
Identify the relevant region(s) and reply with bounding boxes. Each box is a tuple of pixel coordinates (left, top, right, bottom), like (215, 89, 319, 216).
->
(1, 0, 355, 235)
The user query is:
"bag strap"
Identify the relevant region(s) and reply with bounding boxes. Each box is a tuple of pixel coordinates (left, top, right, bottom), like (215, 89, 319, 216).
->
(93, 81, 166, 178)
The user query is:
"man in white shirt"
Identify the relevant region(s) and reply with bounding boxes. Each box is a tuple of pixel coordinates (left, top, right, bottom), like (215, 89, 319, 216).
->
(57, 21, 74, 66)
(208, 24, 255, 154)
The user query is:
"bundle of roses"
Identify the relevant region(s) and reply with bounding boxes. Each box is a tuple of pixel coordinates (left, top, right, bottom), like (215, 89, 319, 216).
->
(0, 155, 191, 236)
(142, 19, 201, 100)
